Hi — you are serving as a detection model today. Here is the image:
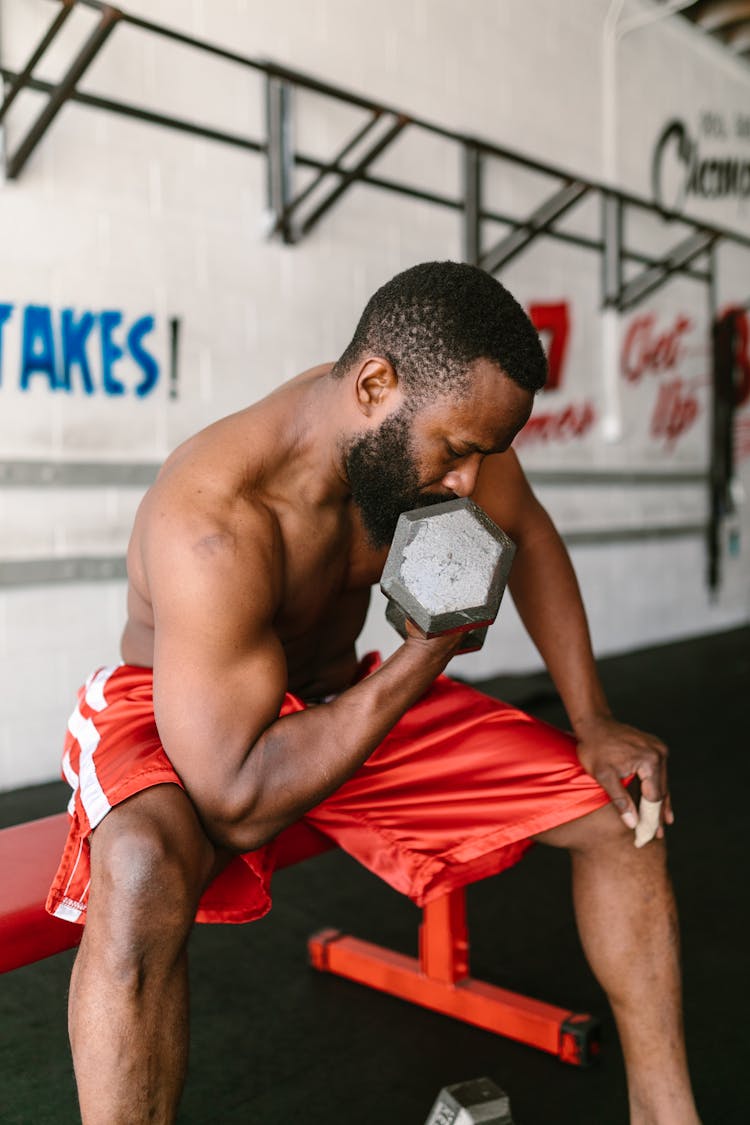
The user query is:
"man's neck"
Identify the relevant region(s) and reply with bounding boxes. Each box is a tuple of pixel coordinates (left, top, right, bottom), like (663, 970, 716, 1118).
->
(248, 364, 354, 510)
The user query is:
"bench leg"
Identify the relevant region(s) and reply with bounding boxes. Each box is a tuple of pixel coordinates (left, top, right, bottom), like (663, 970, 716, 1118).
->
(308, 886, 600, 1066)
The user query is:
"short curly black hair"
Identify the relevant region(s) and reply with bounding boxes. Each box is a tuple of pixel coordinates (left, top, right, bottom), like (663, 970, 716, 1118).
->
(332, 260, 547, 398)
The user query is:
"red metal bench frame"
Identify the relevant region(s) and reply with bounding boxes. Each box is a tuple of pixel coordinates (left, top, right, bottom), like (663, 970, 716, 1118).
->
(0, 812, 599, 1065)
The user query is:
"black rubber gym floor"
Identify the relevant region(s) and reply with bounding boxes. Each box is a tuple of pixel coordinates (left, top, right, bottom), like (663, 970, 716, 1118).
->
(1, 625, 747, 1124)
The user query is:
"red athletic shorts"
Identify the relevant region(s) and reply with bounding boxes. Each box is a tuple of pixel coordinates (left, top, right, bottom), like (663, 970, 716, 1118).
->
(47, 655, 611, 926)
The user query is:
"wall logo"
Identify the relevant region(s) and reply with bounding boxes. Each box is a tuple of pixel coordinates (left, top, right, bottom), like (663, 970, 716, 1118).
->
(0, 303, 161, 396)
(651, 114, 750, 213)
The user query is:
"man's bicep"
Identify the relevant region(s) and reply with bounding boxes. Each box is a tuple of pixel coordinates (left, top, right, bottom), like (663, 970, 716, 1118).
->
(154, 630, 288, 787)
(148, 531, 288, 796)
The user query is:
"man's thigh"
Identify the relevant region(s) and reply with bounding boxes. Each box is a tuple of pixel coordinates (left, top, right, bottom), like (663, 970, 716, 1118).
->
(533, 777, 640, 850)
(304, 673, 612, 904)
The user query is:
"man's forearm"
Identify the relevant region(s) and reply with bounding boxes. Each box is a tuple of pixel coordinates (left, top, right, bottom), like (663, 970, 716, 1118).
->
(508, 507, 675, 835)
(204, 635, 457, 852)
(508, 509, 611, 733)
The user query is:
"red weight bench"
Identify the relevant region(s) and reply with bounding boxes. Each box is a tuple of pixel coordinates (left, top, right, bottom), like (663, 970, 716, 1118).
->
(0, 811, 599, 1066)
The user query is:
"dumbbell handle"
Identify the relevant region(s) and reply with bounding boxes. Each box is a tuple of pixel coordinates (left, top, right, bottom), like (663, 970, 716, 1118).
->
(385, 600, 489, 653)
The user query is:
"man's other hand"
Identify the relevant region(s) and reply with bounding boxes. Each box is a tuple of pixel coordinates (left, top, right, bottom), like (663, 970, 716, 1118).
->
(574, 714, 674, 838)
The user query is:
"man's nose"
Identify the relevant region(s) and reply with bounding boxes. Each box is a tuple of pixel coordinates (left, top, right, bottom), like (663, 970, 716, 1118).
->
(441, 455, 483, 498)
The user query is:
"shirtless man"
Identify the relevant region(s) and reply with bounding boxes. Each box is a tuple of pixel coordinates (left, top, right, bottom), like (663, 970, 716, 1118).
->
(48, 261, 700, 1124)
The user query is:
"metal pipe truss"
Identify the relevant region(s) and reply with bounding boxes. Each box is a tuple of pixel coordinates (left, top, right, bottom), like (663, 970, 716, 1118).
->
(1, 2, 121, 180)
(479, 180, 590, 276)
(0, 0, 747, 318)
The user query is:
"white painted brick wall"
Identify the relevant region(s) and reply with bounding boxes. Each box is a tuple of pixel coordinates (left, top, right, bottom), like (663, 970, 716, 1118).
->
(0, 582, 126, 788)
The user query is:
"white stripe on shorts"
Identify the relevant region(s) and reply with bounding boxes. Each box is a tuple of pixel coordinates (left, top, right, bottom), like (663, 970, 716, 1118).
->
(62, 747, 79, 791)
(63, 746, 79, 817)
(85, 664, 120, 712)
(68, 706, 111, 829)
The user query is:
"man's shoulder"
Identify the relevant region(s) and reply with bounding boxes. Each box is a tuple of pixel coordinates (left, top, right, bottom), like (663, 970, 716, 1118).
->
(130, 481, 282, 630)
(132, 437, 281, 594)
(141, 470, 279, 558)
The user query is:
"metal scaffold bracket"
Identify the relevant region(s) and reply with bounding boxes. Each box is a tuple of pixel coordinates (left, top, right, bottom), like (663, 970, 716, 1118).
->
(480, 179, 589, 277)
(462, 142, 482, 266)
(264, 74, 295, 243)
(601, 191, 623, 309)
(263, 71, 409, 245)
(618, 228, 719, 312)
(0, 0, 746, 319)
(0, 0, 76, 127)
(2, 2, 122, 181)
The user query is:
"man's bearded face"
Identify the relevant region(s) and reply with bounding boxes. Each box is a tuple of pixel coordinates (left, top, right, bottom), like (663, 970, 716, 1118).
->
(345, 404, 454, 549)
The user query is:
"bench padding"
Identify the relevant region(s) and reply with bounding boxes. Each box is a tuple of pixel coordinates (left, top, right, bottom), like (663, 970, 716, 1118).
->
(0, 812, 334, 973)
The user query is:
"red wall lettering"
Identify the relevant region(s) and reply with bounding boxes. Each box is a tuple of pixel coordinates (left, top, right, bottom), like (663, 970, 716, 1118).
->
(650, 378, 700, 447)
(514, 400, 596, 447)
(528, 302, 570, 392)
(621, 313, 692, 383)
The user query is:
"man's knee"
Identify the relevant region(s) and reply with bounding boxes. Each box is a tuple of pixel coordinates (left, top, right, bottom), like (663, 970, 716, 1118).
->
(85, 789, 215, 974)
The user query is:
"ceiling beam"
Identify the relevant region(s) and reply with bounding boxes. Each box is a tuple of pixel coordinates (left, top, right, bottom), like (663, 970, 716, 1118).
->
(725, 21, 750, 48)
(693, 0, 750, 32)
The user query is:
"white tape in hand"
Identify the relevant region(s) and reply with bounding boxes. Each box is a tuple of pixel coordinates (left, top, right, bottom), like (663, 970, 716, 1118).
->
(634, 796, 662, 848)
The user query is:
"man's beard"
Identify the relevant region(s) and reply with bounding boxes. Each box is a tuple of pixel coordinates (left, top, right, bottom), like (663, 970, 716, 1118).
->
(344, 406, 454, 549)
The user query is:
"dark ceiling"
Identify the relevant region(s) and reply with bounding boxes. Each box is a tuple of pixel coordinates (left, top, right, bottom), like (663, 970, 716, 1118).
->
(674, 1, 750, 61)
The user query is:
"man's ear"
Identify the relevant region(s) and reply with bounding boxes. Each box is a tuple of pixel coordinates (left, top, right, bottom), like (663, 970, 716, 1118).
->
(354, 357, 399, 417)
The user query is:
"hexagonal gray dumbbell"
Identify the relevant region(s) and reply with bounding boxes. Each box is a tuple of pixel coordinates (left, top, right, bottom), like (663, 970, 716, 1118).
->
(380, 497, 515, 654)
(423, 1076, 516, 1124)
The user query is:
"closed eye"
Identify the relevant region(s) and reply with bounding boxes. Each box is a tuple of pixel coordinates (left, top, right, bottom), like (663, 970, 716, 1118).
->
(446, 443, 495, 460)
(455, 440, 510, 458)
